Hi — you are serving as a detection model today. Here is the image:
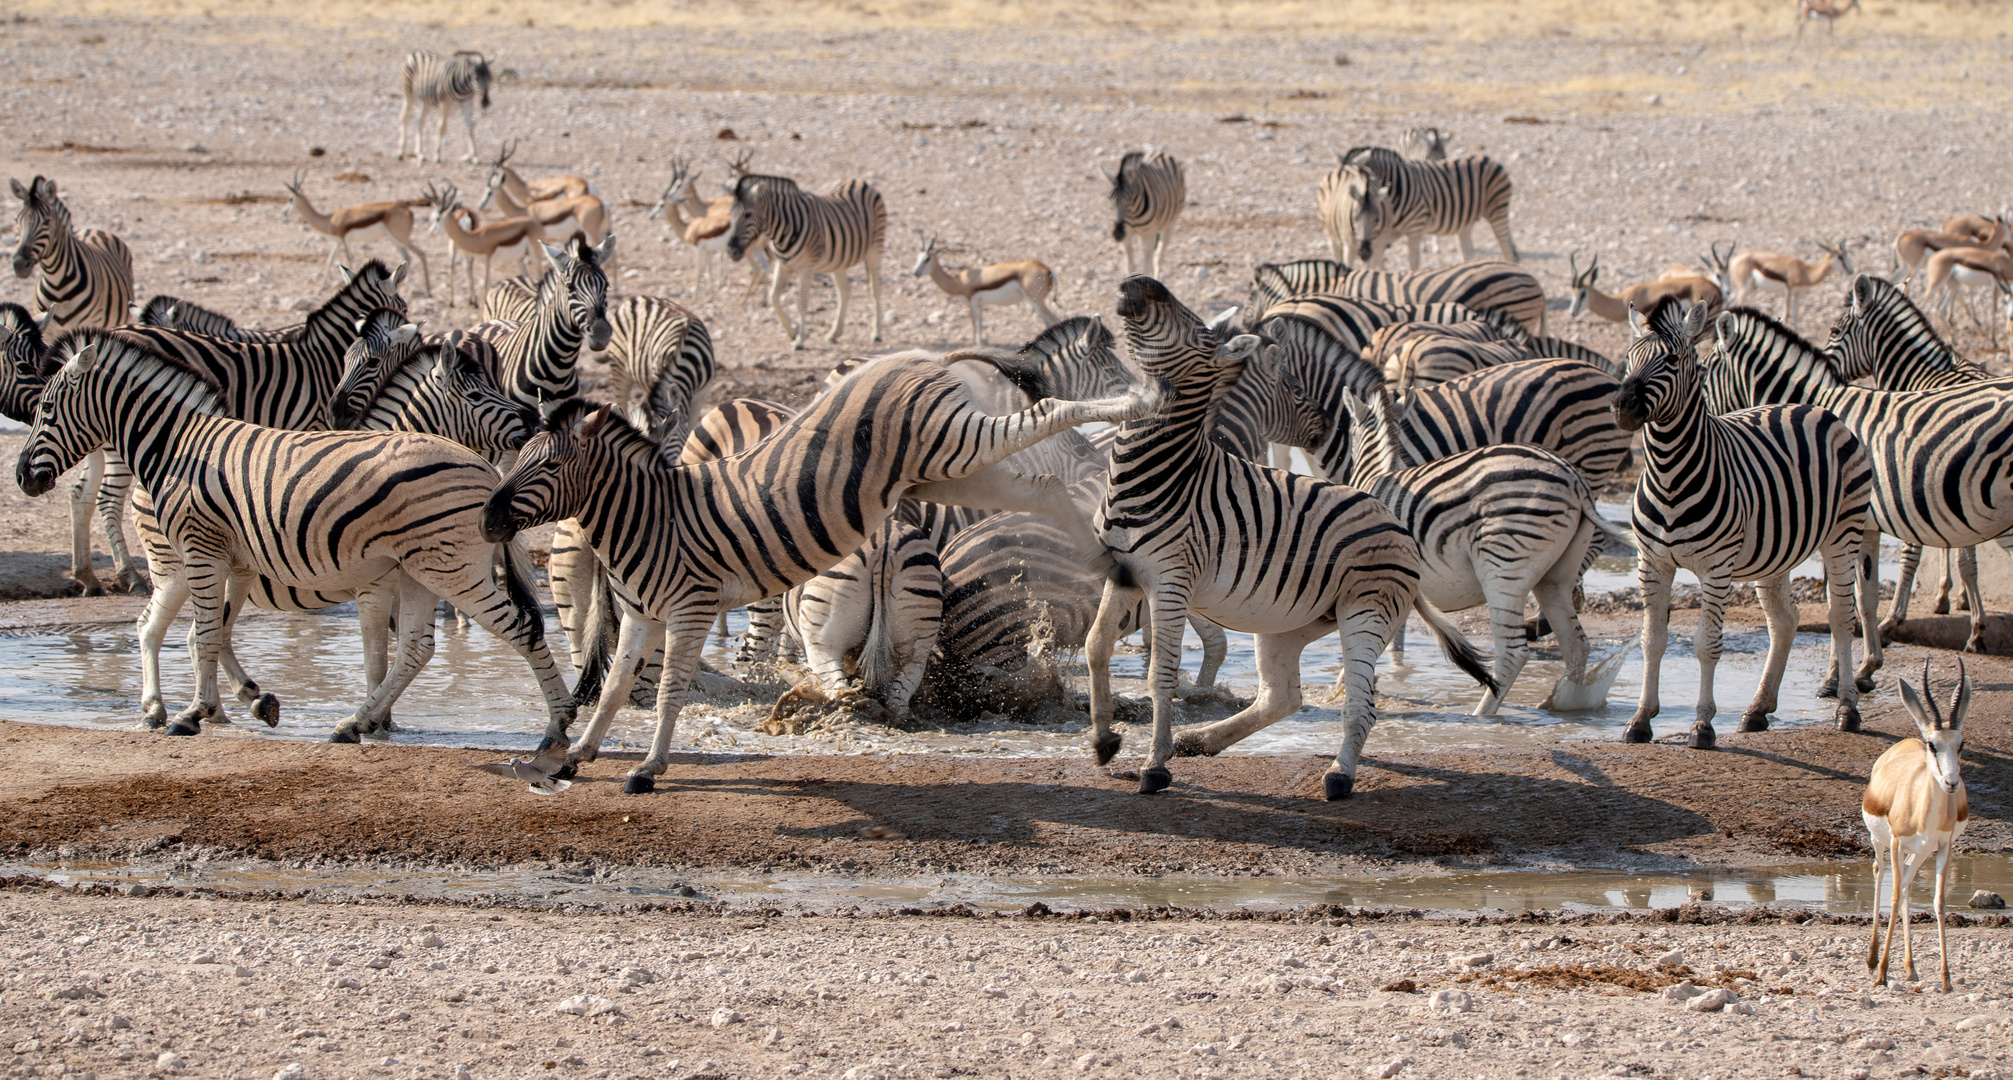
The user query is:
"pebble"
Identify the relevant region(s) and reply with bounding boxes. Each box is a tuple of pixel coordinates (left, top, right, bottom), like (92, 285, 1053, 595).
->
(555, 995, 622, 1018)
(709, 1007, 742, 1028)
(329, 976, 362, 990)
(1371, 1056, 1412, 1078)
(1687, 988, 1739, 1013)
(157, 1052, 186, 1071)
(1783, 950, 1804, 963)
(419, 933, 444, 948)
(1970, 890, 2006, 909)
(620, 967, 655, 985)
(1074, 1052, 1097, 1072)
(1427, 988, 1474, 1013)
(1453, 952, 1493, 969)
(190, 952, 220, 965)
(438, 988, 466, 1002)
(1662, 981, 1703, 1002)
(1190, 1043, 1217, 1056)
(1657, 948, 1685, 967)
(233, 966, 255, 978)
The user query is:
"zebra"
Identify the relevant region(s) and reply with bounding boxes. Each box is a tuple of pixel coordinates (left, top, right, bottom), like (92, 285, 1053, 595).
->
(1616, 298, 1877, 747)
(134, 295, 298, 341)
(1827, 275, 1988, 620)
(11, 175, 140, 596)
(780, 517, 943, 723)
(470, 237, 615, 410)
(1321, 147, 1517, 270)
(1708, 303, 2013, 656)
(1101, 150, 1186, 279)
(396, 49, 493, 164)
(483, 352, 1152, 793)
(1397, 126, 1449, 161)
(328, 310, 532, 453)
(0, 303, 51, 423)
(1242, 259, 1544, 335)
(725, 172, 886, 349)
(1086, 276, 1494, 800)
(1372, 320, 1533, 393)
(16, 331, 576, 744)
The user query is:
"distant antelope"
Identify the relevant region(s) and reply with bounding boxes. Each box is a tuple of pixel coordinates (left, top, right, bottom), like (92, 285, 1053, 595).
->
(396, 49, 493, 164)
(1568, 252, 1720, 324)
(283, 172, 432, 294)
(489, 185, 612, 272)
(1726, 239, 1852, 324)
(1797, 0, 1861, 38)
(1893, 217, 2008, 294)
(1864, 659, 1969, 993)
(479, 140, 593, 207)
(648, 152, 761, 296)
(1922, 244, 2013, 331)
(910, 235, 1061, 345)
(423, 181, 542, 307)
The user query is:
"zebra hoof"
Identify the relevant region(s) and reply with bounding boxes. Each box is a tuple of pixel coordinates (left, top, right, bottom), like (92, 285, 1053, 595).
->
(1856, 674, 1876, 693)
(1738, 711, 1769, 733)
(1816, 677, 1839, 700)
(553, 762, 579, 782)
(1092, 732, 1123, 766)
(1687, 725, 1717, 751)
(1137, 766, 1172, 795)
(1323, 771, 1354, 801)
(252, 693, 280, 728)
(163, 721, 201, 737)
(1622, 723, 1653, 744)
(328, 728, 359, 744)
(1836, 705, 1862, 732)
(623, 773, 655, 795)
(1933, 598, 1951, 615)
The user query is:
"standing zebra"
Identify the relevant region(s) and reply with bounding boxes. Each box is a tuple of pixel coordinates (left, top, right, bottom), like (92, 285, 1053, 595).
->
(1102, 151, 1185, 278)
(483, 353, 1152, 793)
(11, 175, 140, 596)
(726, 173, 886, 349)
(1708, 304, 2013, 656)
(17, 332, 576, 745)
(1615, 298, 1877, 747)
(0, 304, 49, 424)
(396, 49, 494, 164)
(1086, 276, 1494, 799)
(1321, 147, 1517, 270)
(465, 237, 614, 409)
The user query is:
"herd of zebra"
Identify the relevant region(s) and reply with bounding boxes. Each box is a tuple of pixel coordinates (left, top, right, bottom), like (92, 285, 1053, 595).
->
(7, 62, 2013, 800)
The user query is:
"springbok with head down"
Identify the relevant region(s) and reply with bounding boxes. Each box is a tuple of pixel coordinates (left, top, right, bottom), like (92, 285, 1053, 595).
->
(1864, 659, 1970, 992)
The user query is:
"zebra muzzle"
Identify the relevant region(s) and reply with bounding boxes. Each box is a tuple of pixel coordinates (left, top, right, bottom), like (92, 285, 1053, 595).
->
(16, 462, 55, 497)
(9, 258, 30, 279)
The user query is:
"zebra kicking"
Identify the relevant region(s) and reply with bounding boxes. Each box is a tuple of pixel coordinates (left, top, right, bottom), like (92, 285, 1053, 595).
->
(1617, 298, 1877, 747)
(482, 351, 1153, 793)
(396, 49, 493, 164)
(11, 175, 140, 596)
(726, 171, 885, 349)
(1087, 277, 1494, 800)
(1709, 300, 2013, 656)
(1320, 146, 1517, 270)
(1101, 150, 1185, 278)
(17, 331, 576, 744)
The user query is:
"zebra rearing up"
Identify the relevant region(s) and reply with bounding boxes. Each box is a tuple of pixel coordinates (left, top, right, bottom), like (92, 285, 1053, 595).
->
(396, 49, 493, 164)
(17, 331, 576, 744)
(1088, 276, 1494, 800)
(1322, 147, 1517, 270)
(483, 354, 1152, 794)
(1614, 298, 1876, 748)
(726, 173, 886, 349)
(1101, 151, 1185, 279)
(12, 175, 140, 596)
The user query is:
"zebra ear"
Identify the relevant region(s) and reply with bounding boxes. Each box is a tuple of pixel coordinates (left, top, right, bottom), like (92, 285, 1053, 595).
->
(63, 340, 98, 375)
(541, 241, 571, 273)
(1626, 302, 1650, 340)
(395, 323, 420, 344)
(8, 179, 26, 201)
(578, 403, 614, 439)
(591, 232, 615, 267)
(32, 311, 52, 336)
(1205, 307, 1241, 335)
(390, 262, 409, 291)
(31, 177, 54, 201)
(354, 316, 368, 333)
(1216, 334, 1261, 366)
(1681, 299, 1711, 343)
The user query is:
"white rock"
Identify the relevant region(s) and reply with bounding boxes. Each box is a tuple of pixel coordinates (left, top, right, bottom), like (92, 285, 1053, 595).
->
(1427, 988, 1473, 1013)
(1190, 1043, 1217, 1056)
(438, 988, 466, 1002)
(1783, 949, 1804, 963)
(1370, 1057, 1411, 1078)
(1662, 980, 1704, 1002)
(1074, 1052, 1097, 1072)
(981, 984, 1008, 998)
(710, 1007, 742, 1028)
(43, 983, 102, 1000)
(189, 952, 220, 965)
(1657, 948, 1684, 967)
(620, 967, 656, 985)
(233, 966, 255, 978)
(329, 976, 362, 990)
(1956, 1015, 1995, 1031)
(1454, 952, 1493, 969)
(272, 1066, 303, 1080)
(157, 1052, 186, 1071)
(554, 994, 622, 1017)
(1687, 988, 1738, 1013)
(1854, 1037, 1895, 1051)
(419, 933, 444, 948)
(453, 1066, 472, 1080)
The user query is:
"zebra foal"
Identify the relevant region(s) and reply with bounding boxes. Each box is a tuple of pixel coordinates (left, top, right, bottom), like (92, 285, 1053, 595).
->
(396, 49, 494, 164)
(726, 172, 885, 349)
(1616, 298, 1876, 748)
(483, 354, 1152, 794)
(16, 332, 576, 744)
(1087, 277, 1494, 800)
(1102, 151, 1185, 279)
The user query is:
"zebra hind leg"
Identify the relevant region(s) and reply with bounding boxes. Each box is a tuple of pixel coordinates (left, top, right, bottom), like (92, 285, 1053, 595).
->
(626, 615, 716, 794)
(1324, 615, 1392, 801)
(1176, 620, 1328, 759)
(1686, 575, 1735, 749)
(1136, 580, 1195, 794)
(333, 577, 437, 742)
(68, 449, 108, 596)
(1881, 542, 1923, 637)
(95, 454, 146, 593)
(1084, 575, 1142, 766)
(1746, 573, 1798, 729)
(1933, 546, 1956, 614)
(1821, 545, 1865, 731)
(1959, 545, 1987, 653)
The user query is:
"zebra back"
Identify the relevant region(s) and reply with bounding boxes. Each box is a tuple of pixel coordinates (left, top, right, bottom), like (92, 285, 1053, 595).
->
(727, 173, 885, 273)
(1244, 260, 1347, 329)
(601, 295, 715, 447)
(339, 313, 530, 452)
(1397, 127, 1448, 162)
(951, 316, 1132, 404)
(402, 50, 492, 109)
(1330, 260, 1545, 335)
(935, 476, 1122, 674)
(135, 294, 299, 342)
(1373, 320, 1532, 394)
(9, 176, 134, 331)
(678, 397, 796, 464)
(479, 275, 542, 324)
(1340, 146, 1514, 240)
(1526, 334, 1618, 375)
(1108, 150, 1185, 241)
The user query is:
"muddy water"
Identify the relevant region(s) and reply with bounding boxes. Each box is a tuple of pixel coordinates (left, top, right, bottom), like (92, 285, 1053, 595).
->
(15, 855, 2013, 917)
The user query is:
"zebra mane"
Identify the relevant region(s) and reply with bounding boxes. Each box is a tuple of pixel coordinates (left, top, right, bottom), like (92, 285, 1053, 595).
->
(1641, 295, 1699, 350)
(542, 396, 599, 434)
(1833, 274, 1985, 382)
(49, 327, 226, 407)
(578, 404, 668, 471)
(352, 337, 462, 417)
(1256, 312, 1384, 403)
(0, 302, 46, 356)
(735, 173, 800, 200)
(1006, 316, 1128, 401)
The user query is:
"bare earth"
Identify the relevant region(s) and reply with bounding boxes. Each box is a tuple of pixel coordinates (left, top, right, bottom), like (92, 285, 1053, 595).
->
(2, 3, 2012, 1075)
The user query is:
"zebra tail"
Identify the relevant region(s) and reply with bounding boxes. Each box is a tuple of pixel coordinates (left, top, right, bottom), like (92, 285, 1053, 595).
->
(503, 536, 548, 649)
(856, 547, 894, 700)
(1587, 508, 1636, 554)
(569, 559, 616, 709)
(1414, 598, 1500, 695)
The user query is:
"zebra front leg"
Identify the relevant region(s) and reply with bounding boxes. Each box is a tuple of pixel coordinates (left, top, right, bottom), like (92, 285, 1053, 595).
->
(1190, 617, 1226, 689)
(1856, 536, 1884, 689)
(1137, 578, 1195, 794)
(1326, 612, 1391, 800)
(765, 260, 795, 345)
(625, 611, 715, 794)
(433, 105, 450, 165)
(353, 585, 395, 736)
(1688, 573, 1734, 750)
(333, 577, 437, 742)
(1933, 547, 1956, 614)
(1455, 226, 1476, 262)
(1150, 227, 1172, 280)
(827, 268, 853, 344)
(137, 571, 192, 730)
(1624, 557, 1675, 743)
(1746, 573, 1797, 731)
(167, 556, 233, 736)
(94, 454, 145, 593)
(865, 250, 883, 342)
(1489, 211, 1519, 262)
(568, 607, 664, 772)
(1177, 620, 1328, 758)
(1084, 575, 1140, 766)
(68, 449, 107, 596)
(459, 100, 479, 163)
(1822, 541, 1868, 732)
(1882, 543, 1922, 639)
(213, 575, 278, 727)
(1960, 543, 1987, 653)
(396, 97, 412, 160)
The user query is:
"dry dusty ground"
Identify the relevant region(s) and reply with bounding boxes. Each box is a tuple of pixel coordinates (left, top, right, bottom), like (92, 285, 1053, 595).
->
(1, 3, 2012, 1074)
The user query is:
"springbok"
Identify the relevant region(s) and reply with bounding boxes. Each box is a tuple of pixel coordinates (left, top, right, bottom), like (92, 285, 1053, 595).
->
(1567, 252, 1721, 323)
(1893, 217, 2009, 294)
(1725, 239, 1852, 324)
(649, 152, 757, 295)
(489, 186, 611, 271)
(423, 182, 542, 307)
(478, 140, 594, 207)
(1864, 659, 1969, 992)
(1923, 244, 2013, 332)
(282, 172, 431, 294)
(1797, 0, 1861, 37)
(910, 235, 1061, 345)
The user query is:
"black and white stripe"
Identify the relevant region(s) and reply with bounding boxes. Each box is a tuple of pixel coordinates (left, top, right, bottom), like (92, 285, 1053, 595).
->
(1086, 276, 1494, 801)
(1249, 259, 1545, 335)
(396, 49, 493, 164)
(470, 237, 615, 410)
(329, 309, 532, 453)
(1397, 127, 1449, 162)
(783, 517, 943, 721)
(1321, 147, 1517, 270)
(1614, 298, 1876, 747)
(135, 295, 298, 342)
(727, 173, 886, 348)
(1103, 150, 1186, 278)
(16, 330, 575, 744)
(483, 351, 1150, 793)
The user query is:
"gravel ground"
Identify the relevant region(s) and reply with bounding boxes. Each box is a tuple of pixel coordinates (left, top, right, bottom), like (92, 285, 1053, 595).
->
(2, 891, 2011, 1080)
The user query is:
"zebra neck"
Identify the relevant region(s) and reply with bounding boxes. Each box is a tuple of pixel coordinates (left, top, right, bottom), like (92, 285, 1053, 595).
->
(1106, 399, 1211, 514)
(1641, 386, 1722, 482)
(100, 363, 225, 487)
(758, 195, 808, 260)
(572, 436, 674, 556)
(296, 295, 380, 408)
